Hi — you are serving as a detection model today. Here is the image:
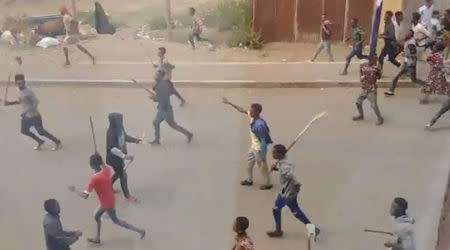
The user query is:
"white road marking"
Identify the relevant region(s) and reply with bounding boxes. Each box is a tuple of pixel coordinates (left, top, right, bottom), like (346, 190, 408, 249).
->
(79, 60, 354, 66)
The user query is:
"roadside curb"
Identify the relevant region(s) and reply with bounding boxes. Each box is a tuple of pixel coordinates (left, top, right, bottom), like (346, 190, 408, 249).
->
(0, 79, 420, 89)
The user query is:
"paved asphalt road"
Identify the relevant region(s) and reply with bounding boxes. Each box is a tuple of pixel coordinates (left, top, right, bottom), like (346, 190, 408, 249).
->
(0, 87, 449, 250)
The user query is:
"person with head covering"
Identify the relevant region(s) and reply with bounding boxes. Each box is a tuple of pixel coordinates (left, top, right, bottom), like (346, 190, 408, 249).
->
(267, 144, 320, 239)
(384, 197, 416, 250)
(420, 42, 448, 104)
(106, 113, 142, 202)
(94, 2, 115, 34)
(60, 1, 96, 66)
(68, 154, 146, 245)
(43, 199, 81, 250)
(3, 74, 62, 150)
(232, 216, 254, 250)
(150, 65, 193, 145)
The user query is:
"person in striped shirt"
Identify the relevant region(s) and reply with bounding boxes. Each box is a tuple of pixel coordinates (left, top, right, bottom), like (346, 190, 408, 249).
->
(188, 7, 215, 51)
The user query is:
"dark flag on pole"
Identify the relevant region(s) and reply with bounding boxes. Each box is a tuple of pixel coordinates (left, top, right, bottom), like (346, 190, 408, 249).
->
(370, 0, 383, 57)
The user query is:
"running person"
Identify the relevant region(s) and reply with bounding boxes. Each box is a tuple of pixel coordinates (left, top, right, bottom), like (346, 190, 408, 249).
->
(106, 113, 141, 202)
(68, 154, 146, 244)
(188, 7, 215, 51)
(420, 42, 448, 104)
(3, 74, 62, 150)
(353, 54, 384, 126)
(266, 144, 320, 238)
(341, 18, 369, 75)
(385, 30, 427, 96)
(222, 97, 273, 190)
(150, 66, 192, 145)
(60, 2, 95, 66)
(311, 14, 334, 62)
(379, 11, 401, 73)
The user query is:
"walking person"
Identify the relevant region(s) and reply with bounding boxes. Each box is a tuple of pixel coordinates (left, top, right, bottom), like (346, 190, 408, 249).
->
(106, 113, 141, 202)
(4, 74, 62, 150)
(393, 11, 406, 59)
(68, 154, 146, 245)
(420, 42, 448, 104)
(188, 7, 215, 51)
(379, 11, 401, 73)
(266, 144, 320, 238)
(311, 14, 334, 62)
(384, 197, 416, 250)
(232, 217, 255, 250)
(150, 66, 192, 145)
(60, 2, 95, 66)
(341, 18, 369, 75)
(385, 30, 427, 96)
(418, 0, 434, 30)
(222, 97, 273, 190)
(353, 54, 384, 126)
(43, 199, 82, 250)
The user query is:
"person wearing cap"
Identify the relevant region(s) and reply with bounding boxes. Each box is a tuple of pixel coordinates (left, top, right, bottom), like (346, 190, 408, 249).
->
(150, 64, 193, 145)
(43, 199, 81, 250)
(384, 197, 416, 250)
(4, 74, 62, 150)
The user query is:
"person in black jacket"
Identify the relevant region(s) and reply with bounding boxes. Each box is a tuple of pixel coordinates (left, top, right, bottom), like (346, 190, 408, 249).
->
(43, 199, 81, 250)
(106, 113, 141, 202)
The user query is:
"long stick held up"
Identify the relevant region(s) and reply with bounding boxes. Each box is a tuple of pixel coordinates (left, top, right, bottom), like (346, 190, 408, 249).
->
(286, 111, 327, 152)
(89, 116, 98, 154)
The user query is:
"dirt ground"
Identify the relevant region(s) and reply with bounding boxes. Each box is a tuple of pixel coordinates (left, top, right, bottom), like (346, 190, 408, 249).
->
(436, 173, 450, 250)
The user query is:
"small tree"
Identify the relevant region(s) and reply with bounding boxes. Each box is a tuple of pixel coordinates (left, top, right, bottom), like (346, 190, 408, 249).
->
(165, 0, 173, 41)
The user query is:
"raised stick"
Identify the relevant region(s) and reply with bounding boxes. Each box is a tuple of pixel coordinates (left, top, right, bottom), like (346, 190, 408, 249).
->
(363, 229, 394, 236)
(3, 72, 11, 106)
(89, 116, 98, 154)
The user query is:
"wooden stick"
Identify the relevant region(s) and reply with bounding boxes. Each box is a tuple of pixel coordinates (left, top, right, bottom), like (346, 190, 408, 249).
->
(89, 116, 98, 154)
(130, 79, 156, 96)
(3, 72, 11, 106)
(363, 229, 394, 236)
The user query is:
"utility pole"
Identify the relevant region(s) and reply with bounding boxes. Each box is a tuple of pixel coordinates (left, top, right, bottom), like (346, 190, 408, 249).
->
(165, 0, 173, 41)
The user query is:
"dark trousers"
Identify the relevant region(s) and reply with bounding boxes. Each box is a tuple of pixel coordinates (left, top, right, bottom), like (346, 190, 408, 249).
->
(94, 207, 141, 237)
(273, 194, 311, 232)
(153, 108, 191, 142)
(390, 63, 426, 92)
(188, 31, 212, 48)
(430, 98, 450, 125)
(111, 166, 130, 199)
(346, 44, 369, 64)
(379, 42, 401, 70)
(21, 115, 59, 144)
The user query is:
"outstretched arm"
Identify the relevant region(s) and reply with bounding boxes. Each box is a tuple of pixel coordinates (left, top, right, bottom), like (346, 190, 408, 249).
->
(4, 100, 20, 106)
(68, 186, 89, 199)
(222, 97, 247, 114)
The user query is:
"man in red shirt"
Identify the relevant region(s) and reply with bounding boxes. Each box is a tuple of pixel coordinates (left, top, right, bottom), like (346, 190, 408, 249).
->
(69, 154, 145, 244)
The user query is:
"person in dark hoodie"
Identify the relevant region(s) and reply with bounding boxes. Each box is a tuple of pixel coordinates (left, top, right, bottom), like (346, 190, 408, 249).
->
(106, 113, 142, 202)
(150, 65, 193, 145)
(69, 154, 146, 244)
(94, 2, 116, 34)
(43, 199, 81, 250)
(385, 197, 416, 250)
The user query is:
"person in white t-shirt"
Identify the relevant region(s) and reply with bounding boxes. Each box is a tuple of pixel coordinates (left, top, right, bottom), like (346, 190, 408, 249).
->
(418, 0, 434, 30)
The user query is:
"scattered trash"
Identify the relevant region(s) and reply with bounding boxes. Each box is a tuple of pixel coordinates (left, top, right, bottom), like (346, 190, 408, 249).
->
(78, 24, 97, 36)
(1, 30, 17, 45)
(36, 37, 60, 48)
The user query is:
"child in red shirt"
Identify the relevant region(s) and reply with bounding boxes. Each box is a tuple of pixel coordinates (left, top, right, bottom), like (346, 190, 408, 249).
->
(69, 154, 145, 244)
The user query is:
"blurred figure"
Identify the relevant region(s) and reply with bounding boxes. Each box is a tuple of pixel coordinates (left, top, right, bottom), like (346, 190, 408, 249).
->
(232, 217, 254, 250)
(378, 11, 400, 73)
(418, 0, 434, 30)
(43, 199, 81, 250)
(420, 42, 448, 104)
(311, 14, 334, 62)
(341, 18, 369, 75)
(384, 197, 416, 250)
(188, 7, 215, 51)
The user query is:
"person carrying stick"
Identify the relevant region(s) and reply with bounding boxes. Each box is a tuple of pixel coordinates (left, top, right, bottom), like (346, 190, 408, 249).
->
(223, 97, 273, 190)
(385, 197, 416, 250)
(266, 144, 320, 239)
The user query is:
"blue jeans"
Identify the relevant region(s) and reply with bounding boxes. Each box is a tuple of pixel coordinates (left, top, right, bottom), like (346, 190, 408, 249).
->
(273, 194, 311, 231)
(346, 44, 369, 64)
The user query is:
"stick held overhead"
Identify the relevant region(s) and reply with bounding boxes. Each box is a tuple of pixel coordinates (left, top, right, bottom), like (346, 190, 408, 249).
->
(89, 116, 98, 154)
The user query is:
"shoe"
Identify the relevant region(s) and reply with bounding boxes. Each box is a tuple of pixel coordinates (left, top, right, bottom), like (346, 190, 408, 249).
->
(425, 121, 435, 130)
(376, 118, 384, 126)
(384, 91, 394, 96)
(340, 71, 348, 75)
(187, 133, 193, 144)
(150, 140, 160, 146)
(314, 227, 321, 242)
(87, 238, 101, 244)
(127, 196, 139, 203)
(352, 115, 364, 121)
(267, 230, 283, 238)
(259, 184, 273, 190)
(33, 142, 44, 151)
(240, 180, 253, 186)
(52, 141, 62, 151)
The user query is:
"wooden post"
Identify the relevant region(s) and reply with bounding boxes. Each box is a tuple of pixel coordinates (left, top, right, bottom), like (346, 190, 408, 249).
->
(165, 0, 173, 41)
(342, 0, 349, 42)
(294, 0, 299, 42)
